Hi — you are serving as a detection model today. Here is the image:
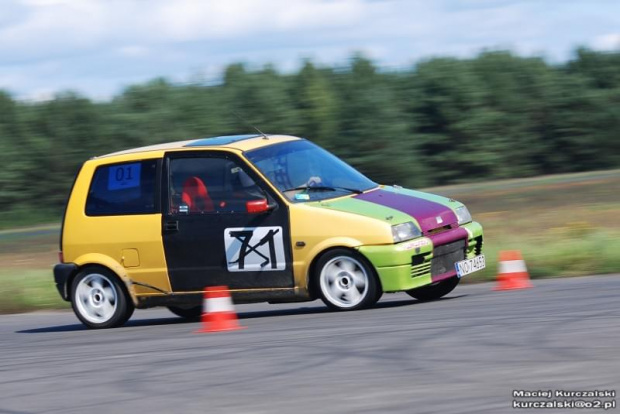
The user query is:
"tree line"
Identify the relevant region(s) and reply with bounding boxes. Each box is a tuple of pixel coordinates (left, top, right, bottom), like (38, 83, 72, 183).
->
(0, 48, 619, 225)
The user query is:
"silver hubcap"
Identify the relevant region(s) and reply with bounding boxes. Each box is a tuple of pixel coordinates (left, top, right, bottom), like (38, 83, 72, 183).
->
(319, 256, 369, 308)
(75, 273, 118, 324)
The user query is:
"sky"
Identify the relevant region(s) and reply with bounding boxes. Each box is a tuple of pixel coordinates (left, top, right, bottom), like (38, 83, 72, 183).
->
(1, 0, 619, 101)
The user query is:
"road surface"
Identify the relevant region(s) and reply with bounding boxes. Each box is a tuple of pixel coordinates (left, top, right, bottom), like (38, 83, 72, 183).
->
(1, 275, 619, 413)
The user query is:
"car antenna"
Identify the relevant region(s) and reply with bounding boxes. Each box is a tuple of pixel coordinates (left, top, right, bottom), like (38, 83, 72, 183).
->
(232, 111, 269, 140)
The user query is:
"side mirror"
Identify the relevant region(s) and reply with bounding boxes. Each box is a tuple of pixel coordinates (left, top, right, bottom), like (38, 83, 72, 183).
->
(246, 199, 275, 214)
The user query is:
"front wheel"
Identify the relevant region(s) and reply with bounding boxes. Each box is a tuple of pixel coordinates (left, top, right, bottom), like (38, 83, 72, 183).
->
(71, 267, 134, 329)
(315, 249, 381, 311)
(406, 276, 460, 302)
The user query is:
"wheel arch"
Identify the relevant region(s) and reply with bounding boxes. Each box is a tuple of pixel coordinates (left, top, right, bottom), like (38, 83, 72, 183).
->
(68, 254, 138, 306)
(306, 245, 382, 300)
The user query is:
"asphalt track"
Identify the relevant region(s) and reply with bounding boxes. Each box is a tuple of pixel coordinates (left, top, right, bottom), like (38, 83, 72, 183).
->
(1, 275, 619, 414)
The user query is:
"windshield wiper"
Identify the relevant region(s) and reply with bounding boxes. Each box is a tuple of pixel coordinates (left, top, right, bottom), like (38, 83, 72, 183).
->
(282, 185, 363, 194)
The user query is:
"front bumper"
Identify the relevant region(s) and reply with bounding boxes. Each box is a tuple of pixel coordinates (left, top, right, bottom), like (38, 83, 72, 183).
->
(358, 221, 483, 292)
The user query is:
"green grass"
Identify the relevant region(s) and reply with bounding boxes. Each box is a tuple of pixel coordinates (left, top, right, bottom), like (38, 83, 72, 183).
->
(468, 230, 620, 282)
(0, 168, 619, 313)
(0, 269, 69, 314)
(428, 169, 620, 282)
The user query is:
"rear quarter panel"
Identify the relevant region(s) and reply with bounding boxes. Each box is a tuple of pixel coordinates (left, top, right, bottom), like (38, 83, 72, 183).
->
(62, 156, 171, 296)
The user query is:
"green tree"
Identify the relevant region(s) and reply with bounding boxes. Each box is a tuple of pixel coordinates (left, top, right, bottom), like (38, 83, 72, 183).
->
(333, 55, 425, 187)
(0, 91, 25, 211)
(19, 92, 102, 208)
(293, 60, 337, 148)
(1, 49, 620, 227)
(221, 64, 298, 134)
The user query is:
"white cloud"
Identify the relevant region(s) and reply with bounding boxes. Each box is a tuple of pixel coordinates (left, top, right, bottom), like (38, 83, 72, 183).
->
(592, 33, 620, 51)
(1, 0, 620, 99)
(117, 45, 150, 58)
(0, 0, 107, 62)
(147, 0, 366, 41)
(0, 0, 372, 61)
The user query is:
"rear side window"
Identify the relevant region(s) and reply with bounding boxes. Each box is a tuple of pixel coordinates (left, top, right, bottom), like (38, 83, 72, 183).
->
(86, 160, 158, 216)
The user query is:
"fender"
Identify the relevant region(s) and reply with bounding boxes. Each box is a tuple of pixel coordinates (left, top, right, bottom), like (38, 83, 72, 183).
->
(72, 253, 139, 305)
(298, 236, 366, 294)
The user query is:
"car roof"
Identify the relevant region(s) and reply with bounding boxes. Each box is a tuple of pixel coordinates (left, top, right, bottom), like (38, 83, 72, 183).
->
(96, 134, 302, 159)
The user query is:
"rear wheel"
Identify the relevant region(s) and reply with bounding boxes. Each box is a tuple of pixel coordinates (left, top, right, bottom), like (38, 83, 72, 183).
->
(71, 267, 134, 329)
(167, 305, 202, 320)
(315, 249, 380, 311)
(406, 276, 460, 302)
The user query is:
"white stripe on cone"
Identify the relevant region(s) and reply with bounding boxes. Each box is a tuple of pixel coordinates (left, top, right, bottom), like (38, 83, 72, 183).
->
(498, 260, 528, 274)
(205, 296, 235, 313)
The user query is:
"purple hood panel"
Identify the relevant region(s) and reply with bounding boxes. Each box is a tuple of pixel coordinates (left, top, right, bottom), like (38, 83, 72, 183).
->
(354, 189, 458, 234)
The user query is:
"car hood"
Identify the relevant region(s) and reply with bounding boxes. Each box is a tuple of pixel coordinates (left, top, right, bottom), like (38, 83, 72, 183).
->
(310, 186, 462, 234)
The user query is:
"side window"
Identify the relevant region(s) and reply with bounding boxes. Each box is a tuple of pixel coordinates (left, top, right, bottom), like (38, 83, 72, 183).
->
(169, 157, 267, 214)
(86, 160, 158, 216)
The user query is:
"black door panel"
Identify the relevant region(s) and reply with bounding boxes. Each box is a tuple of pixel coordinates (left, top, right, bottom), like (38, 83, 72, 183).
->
(161, 151, 294, 292)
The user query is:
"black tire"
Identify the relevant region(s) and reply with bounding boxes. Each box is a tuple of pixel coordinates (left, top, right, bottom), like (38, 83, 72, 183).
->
(167, 305, 203, 320)
(314, 248, 381, 311)
(70, 267, 134, 329)
(406, 276, 460, 302)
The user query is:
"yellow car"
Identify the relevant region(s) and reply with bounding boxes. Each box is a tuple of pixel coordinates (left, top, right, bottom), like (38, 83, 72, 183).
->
(54, 134, 485, 328)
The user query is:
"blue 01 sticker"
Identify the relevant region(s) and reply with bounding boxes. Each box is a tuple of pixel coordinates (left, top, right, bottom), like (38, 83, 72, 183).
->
(108, 163, 141, 191)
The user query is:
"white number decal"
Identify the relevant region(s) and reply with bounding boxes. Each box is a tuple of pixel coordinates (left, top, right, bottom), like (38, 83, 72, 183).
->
(224, 226, 286, 272)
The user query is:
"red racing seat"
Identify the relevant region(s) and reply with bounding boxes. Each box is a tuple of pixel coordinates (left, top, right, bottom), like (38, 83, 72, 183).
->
(181, 176, 214, 213)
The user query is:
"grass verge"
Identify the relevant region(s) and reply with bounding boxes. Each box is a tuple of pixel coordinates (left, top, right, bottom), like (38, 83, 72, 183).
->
(469, 230, 620, 282)
(0, 269, 69, 314)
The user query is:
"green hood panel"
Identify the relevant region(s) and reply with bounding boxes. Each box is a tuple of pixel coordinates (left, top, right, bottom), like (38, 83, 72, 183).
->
(308, 197, 417, 226)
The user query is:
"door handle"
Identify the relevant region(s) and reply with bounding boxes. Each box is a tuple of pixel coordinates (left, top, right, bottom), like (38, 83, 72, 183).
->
(164, 220, 179, 232)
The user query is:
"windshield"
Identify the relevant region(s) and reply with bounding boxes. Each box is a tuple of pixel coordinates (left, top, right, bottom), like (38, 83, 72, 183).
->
(245, 140, 377, 202)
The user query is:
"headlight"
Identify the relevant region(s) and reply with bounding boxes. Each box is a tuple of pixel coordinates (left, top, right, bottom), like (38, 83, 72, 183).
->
(455, 206, 472, 225)
(392, 222, 422, 243)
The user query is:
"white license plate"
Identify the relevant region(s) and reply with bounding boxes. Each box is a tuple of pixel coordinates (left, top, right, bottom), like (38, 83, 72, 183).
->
(455, 255, 486, 278)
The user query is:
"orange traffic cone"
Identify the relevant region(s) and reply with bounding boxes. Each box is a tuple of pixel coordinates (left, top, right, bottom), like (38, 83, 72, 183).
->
(194, 286, 246, 333)
(494, 250, 533, 291)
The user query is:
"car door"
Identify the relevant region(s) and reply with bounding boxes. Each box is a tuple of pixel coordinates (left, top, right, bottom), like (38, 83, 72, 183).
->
(161, 151, 294, 292)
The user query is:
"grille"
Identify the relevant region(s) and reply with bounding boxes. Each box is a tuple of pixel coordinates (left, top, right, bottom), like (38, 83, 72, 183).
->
(426, 225, 452, 235)
(431, 239, 466, 276)
(411, 262, 431, 278)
